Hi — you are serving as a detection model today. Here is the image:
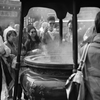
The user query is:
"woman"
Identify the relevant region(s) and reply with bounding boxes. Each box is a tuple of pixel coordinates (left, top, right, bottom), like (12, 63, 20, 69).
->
(80, 11, 100, 100)
(5, 30, 18, 56)
(24, 25, 41, 53)
(5, 29, 27, 100)
(3, 29, 18, 99)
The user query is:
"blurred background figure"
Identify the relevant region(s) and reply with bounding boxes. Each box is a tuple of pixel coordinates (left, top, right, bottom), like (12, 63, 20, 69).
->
(39, 21, 49, 43)
(14, 24, 20, 35)
(9, 22, 15, 29)
(47, 16, 56, 31)
(47, 16, 58, 40)
(33, 20, 43, 32)
(39, 16, 59, 44)
(39, 21, 56, 44)
(65, 20, 73, 42)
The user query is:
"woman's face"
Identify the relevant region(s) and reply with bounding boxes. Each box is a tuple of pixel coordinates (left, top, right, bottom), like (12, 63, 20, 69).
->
(30, 28, 37, 40)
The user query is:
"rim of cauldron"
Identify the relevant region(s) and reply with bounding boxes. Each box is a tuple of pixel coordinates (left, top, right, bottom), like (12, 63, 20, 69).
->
(24, 59, 73, 70)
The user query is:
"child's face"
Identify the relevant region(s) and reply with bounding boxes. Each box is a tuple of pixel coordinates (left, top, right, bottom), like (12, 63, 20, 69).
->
(8, 32, 17, 42)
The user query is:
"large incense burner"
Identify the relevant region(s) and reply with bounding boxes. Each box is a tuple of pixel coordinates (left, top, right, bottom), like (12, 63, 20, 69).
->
(20, 41, 73, 100)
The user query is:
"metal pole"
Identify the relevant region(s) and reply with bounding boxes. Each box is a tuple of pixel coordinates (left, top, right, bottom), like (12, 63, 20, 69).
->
(59, 19, 63, 41)
(13, 2, 24, 100)
(72, 0, 78, 72)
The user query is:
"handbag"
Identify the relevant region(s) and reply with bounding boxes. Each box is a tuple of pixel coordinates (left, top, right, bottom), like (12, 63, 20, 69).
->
(65, 43, 90, 100)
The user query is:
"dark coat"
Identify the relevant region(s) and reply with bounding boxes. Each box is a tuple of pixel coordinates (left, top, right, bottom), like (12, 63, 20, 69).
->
(24, 34, 41, 52)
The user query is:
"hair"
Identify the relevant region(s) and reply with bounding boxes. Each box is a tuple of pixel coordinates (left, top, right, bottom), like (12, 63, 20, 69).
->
(47, 16, 55, 22)
(94, 11, 100, 33)
(6, 30, 17, 41)
(27, 24, 37, 33)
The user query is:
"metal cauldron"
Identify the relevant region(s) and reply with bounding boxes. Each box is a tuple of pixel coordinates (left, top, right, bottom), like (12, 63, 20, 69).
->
(20, 45, 73, 100)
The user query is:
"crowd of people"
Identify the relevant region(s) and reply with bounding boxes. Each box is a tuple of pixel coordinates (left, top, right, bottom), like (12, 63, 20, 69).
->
(1, 10, 100, 100)
(0, 16, 61, 100)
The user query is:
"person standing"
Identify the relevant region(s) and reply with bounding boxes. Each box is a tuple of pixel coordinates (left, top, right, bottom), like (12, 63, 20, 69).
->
(47, 16, 58, 40)
(0, 35, 12, 100)
(80, 11, 100, 100)
(24, 25, 41, 52)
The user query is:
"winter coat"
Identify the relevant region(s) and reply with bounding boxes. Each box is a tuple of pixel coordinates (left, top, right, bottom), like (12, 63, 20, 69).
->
(80, 34, 100, 100)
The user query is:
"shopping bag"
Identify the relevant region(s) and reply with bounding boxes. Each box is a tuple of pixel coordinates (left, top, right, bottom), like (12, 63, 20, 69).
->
(65, 43, 90, 100)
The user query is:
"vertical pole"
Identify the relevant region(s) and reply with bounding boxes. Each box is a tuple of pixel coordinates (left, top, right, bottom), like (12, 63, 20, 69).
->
(72, 0, 78, 72)
(13, 2, 24, 100)
(59, 19, 63, 41)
